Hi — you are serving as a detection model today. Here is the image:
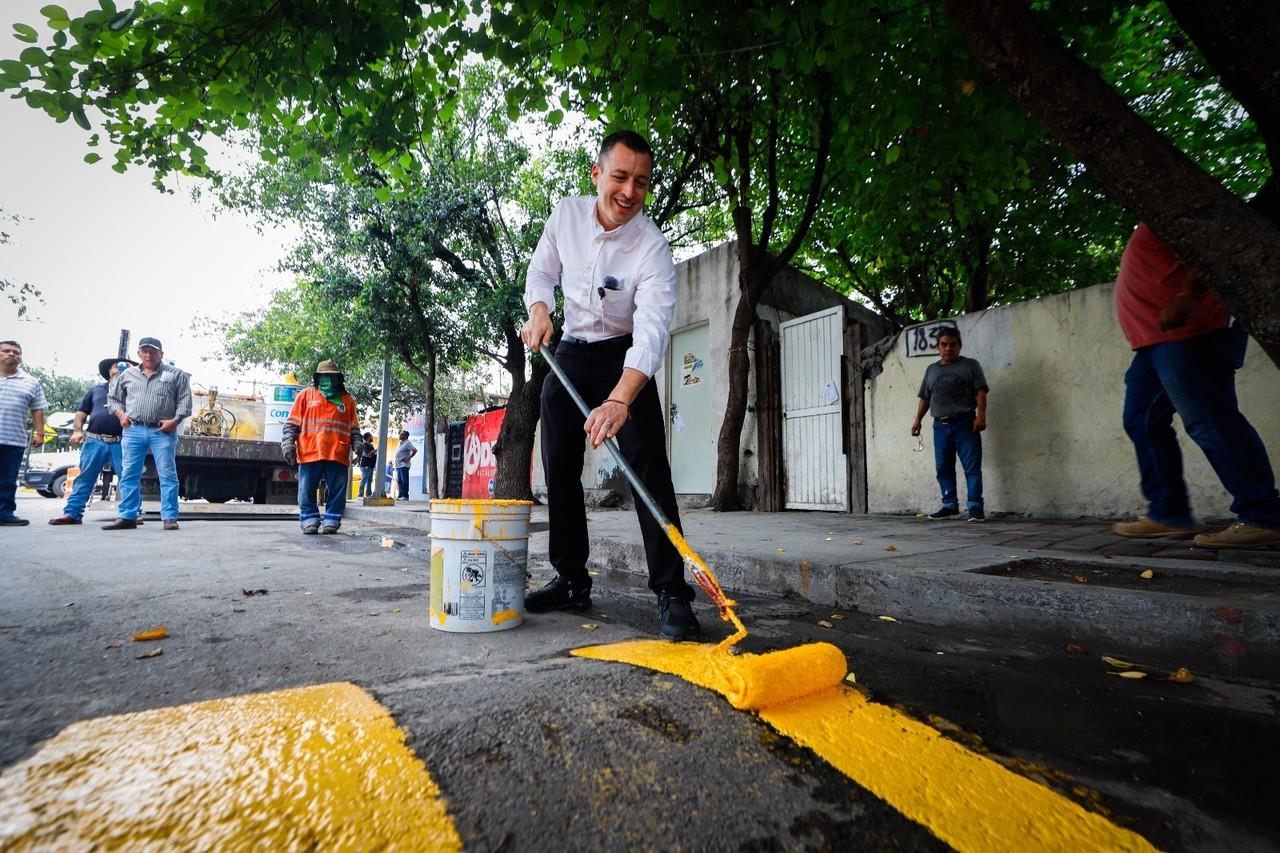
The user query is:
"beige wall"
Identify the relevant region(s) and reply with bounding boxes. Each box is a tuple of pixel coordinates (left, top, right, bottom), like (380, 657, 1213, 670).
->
(865, 282, 1280, 519)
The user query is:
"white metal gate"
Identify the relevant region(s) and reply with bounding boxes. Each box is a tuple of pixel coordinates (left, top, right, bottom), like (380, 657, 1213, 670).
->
(781, 306, 846, 511)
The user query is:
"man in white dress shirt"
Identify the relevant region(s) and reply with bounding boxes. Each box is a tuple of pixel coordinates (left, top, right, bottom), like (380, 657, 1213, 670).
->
(520, 130, 700, 641)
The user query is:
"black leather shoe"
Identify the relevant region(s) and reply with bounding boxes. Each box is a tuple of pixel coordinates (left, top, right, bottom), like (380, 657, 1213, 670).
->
(525, 575, 592, 613)
(658, 592, 702, 641)
(0, 516, 29, 526)
(101, 518, 138, 530)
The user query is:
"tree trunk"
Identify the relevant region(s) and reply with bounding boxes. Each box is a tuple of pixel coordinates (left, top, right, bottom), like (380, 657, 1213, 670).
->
(711, 247, 770, 512)
(493, 360, 545, 501)
(423, 346, 439, 500)
(946, 0, 1280, 368)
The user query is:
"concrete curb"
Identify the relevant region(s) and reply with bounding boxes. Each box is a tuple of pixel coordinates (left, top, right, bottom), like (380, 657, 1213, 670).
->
(581, 535, 1280, 664)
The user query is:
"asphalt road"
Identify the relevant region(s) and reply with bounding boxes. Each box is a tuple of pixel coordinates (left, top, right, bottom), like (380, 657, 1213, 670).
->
(1, 493, 1276, 850)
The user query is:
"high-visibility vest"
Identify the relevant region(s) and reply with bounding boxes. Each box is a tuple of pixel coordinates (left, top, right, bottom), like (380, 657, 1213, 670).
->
(286, 387, 358, 464)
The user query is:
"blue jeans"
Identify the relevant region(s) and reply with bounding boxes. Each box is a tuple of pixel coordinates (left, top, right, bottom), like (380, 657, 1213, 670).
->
(1123, 324, 1280, 529)
(0, 443, 23, 520)
(298, 460, 348, 529)
(933, 416, 983, 512)
(358, 465, 375, 497)
(396, 466, 410, 499)
(63, 437, 123, 519)
(119, 425, 180, 521)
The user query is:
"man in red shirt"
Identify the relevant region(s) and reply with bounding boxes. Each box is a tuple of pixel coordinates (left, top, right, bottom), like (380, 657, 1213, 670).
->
(281, 360, 361, 535)
(1112, 223, 1280, 548)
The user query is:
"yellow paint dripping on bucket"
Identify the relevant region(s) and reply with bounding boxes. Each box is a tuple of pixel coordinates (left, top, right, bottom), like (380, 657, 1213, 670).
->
(573, 641, 1155, 853)
(492, 609, 521, 625)
(0, 683, 462, 850)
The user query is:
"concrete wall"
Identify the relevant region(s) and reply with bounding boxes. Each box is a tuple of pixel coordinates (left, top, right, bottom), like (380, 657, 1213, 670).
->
(865, 282, 1280, 519)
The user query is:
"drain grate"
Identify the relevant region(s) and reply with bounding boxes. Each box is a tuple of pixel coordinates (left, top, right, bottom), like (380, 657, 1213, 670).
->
(972, 557, 1280, 598)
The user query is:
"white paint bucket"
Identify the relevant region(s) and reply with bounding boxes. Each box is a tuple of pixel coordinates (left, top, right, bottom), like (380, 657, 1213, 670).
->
(428, 499, 533, 633)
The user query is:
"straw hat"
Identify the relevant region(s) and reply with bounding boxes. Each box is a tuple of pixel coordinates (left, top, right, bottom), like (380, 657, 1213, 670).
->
(314, 359, 342, 375)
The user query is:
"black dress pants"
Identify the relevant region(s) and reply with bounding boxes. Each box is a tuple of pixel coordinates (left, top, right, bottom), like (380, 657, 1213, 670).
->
(540, 336, 694, 600)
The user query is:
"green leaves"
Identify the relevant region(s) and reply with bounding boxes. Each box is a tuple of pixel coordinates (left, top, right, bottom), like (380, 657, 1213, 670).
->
(12, 23, 38, 42)
(39, 4, 70, 29)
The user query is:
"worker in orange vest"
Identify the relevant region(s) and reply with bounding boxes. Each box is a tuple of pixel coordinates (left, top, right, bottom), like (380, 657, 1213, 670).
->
(281, 360, 361, 534)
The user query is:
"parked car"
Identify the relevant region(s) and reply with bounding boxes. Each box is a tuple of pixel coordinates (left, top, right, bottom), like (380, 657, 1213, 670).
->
(22, 450, 85, 499)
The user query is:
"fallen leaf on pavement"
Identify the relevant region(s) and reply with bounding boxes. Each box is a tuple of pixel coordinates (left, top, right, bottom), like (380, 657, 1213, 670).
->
(776, 547, 786, 552)
(64, 602, 74, 608)
(825, 536, 833, 541)
(368, 612, 379, 617)
(380, 537, 395, 548)
(581, 623, 598, 630)
(1101, 655, 1136, 668)
(885, 544, 897, 552)
(132, 627, 168, 642)
(104, 641, 123, 650)
(818, 620, 833, 628)
(1167, 667, 1195, 683)
(830, 614, 845, 620)
(392, 608, 401, 614)
(878, 615, 898, 622)
(1073, 575, 1088, 583)
(303, 591, 313, 596)
(852, 538, 864, 545)
(135, 647, 163, 660)
(1065, 643, 1088, 655)
(588, 570, 600, 577)
(1140, 569, 1154, 580)
(1111, 670, 1147, 679)
(242, 588, 268, 597)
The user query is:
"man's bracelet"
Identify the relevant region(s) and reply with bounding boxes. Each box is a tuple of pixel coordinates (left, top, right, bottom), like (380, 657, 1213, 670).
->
(604, 398, 632, 418)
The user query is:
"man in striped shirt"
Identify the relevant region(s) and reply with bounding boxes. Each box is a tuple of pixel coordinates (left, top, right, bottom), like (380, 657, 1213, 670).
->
(104, 337, 192, 531)
(0, 340, 47, 526)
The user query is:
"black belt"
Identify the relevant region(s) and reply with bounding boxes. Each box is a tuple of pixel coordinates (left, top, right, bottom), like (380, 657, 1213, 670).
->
(560, 333, 632, 349)
(934, 412, 975, 424)
(131, 421, 164, 427)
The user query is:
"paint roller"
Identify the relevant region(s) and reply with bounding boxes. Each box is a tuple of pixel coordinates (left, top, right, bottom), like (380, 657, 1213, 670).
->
(540, 346, 848, 709)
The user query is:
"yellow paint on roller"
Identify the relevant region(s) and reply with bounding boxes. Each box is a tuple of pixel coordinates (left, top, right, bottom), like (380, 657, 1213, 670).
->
(574, 642, 1155, 853)
(0, 683, 462, 851)
(492, 608, 521, 625)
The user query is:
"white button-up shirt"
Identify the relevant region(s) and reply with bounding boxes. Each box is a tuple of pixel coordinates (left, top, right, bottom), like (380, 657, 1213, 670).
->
(525, 196, 676, 378)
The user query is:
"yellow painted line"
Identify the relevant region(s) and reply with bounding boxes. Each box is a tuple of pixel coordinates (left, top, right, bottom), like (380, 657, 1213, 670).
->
(0, 682, 462, 851)
(574, 641, 1156, 853)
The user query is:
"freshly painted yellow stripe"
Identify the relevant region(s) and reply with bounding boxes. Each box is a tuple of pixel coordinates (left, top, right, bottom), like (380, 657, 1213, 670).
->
(0, 683, 462, 851)
(574, 641, 1156, 853)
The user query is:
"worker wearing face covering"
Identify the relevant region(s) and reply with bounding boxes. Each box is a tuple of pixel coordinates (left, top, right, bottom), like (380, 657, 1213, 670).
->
(281, 360, 361, 534)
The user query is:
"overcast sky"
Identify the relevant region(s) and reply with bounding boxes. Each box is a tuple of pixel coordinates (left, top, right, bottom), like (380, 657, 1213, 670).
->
(2, 2, 296, 393)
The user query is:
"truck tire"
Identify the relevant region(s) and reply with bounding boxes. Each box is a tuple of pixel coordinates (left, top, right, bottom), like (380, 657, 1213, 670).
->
(47, 474, 67, 499)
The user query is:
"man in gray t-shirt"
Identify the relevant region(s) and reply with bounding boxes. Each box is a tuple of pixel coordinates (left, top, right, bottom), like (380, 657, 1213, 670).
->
(394, 430, 417, 500)
(911, 327, 989, 521)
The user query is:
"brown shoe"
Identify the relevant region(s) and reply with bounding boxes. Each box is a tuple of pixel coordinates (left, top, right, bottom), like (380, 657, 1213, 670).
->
(48, 515, 82, 525)
(1111, 516, 1196, 539)
(1194, 523, 1280, 550)
(163, 520, 180, 531)
(101, 518, 138, 530)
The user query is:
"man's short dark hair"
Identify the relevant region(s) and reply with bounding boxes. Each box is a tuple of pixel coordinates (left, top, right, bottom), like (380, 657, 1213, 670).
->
(363, 432, 374, 440)
(599, 130, 653, 165)
(0, 340, 20, 351)
(936, 327, 962, 345)
(399, 430, 410, 440)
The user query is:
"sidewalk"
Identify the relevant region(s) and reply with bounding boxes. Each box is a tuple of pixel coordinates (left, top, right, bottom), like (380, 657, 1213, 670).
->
(341, 502, 1280, 667)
